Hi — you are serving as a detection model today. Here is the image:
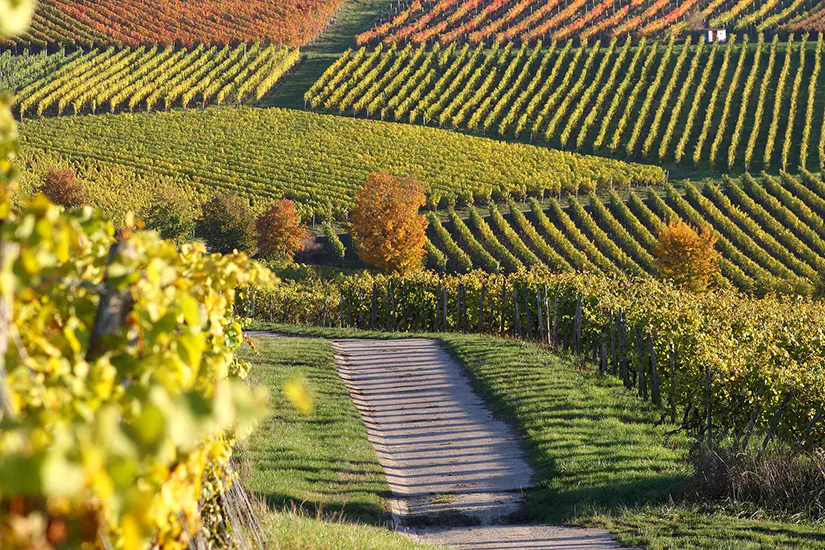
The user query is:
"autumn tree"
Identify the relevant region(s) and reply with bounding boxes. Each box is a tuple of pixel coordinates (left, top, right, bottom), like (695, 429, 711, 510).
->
(195, 193, 256, 254)
(350, 171, 428, 273)
(652, 219, 720, 292)
(39, 168, 88, 209)
(255, 198, 308, 262)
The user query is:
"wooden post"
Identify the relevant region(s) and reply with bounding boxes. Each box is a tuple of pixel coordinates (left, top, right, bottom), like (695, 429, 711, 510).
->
(523, 285, 531, 339)
(544, 285, 551, 345)
(399, 300, 409, 332)
(321, 296, 327, 327)
(461, 284, 468, 334)
(455, 283, 461, 333)
(552, 292, 559, 346)
(599, 329, 608, 374)
(443, 285, 448, 332)
(619, 310, 629, 387)
(391, 281, 397, 331)
(436, 282, 443, 332)
(636, 327, 647, 401)
(269, 294, 275, 323)
(371, 283, 378, 329)
(386, 280, 393, 330)
(609, 311, 617, 375)
(574, 295, 582, 352)
(705, 363, 712, 447)
(478, 283, 486, 333)
(499, 279, 507, 335)
(669, 341, 677, 422)
(537, 287, 545, 343)
(591, 332, 598, 363)
(514, 285, 522, 338)
(762, 393, 791, 452)
(339, 296, 345, 328)
(648, 333, 661, 408)
(795, 410, 823, 449)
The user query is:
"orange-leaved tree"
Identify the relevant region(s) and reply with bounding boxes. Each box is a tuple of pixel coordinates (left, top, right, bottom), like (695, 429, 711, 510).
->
(256, 198, 309, 262)
(652, 219, 720, 292)
(39, 168, 88, 210)
(350, 171, 428, 273)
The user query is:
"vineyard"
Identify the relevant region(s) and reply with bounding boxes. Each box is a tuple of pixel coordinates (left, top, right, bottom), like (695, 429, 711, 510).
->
(242, 269, 825, 454)
(3, 0, 347, 48)
(427, 171, 825, 293)
(3, 44, 299, 116)
(18, 107, 664, 219)
(309, 34, 825, 173)
(357, 0, 821, 45)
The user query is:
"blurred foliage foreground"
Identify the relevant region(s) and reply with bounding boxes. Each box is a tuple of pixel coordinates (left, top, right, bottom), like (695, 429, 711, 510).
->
(0, 1, 277, 548)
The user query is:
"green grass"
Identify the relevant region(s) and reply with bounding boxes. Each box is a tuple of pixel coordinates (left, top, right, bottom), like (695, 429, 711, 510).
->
(250, 324, 825, 549)
(586, 505, 825, 549)
(262, 0, 387, 109)
(238, 336, 390, 524)
(261, 509, 442, 550)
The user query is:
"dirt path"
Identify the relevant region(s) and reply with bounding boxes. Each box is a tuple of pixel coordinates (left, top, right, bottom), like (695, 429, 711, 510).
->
(332, 338, 635, 550)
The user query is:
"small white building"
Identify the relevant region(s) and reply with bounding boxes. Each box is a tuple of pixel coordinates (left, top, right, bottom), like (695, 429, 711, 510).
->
(706, 29, 728, 43)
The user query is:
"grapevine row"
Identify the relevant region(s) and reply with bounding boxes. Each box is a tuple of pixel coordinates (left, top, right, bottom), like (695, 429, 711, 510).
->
(426, 171, 825, 293)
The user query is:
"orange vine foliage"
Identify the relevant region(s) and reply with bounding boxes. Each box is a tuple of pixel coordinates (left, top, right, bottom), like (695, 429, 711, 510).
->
(350, 171, 428, 273)
(653, 219, 720, 292)
(255, 198, 308, 262)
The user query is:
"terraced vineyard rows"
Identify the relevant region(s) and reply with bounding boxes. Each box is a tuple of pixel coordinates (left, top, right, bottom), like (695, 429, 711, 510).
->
(6, 44, 299, 116)
(18, 107, 664, 219)
(428, 170, 825, 293)
(4, 0, 347, 48)
(357, 0, 820, 45)
(310, 35, 825, 173)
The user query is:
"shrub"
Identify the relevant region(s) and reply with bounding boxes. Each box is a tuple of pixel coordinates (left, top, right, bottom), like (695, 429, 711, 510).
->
(350, 171, 428, 273)
(322, 222, 346, 263)
(689, 444, 825, 521)
(141, 185, 197, 244)
(195, 193, 256, 254)
(652, 220, 720, 292)
(38, 168, 88, 209)
(255, 198, 308, 262)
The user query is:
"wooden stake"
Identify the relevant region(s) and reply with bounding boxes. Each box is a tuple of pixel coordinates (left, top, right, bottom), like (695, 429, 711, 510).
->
(649, 332, 661, 407)
(669, 341, 677, 422)
(537, 286, 545, 343)
(478, 283, 486, 333)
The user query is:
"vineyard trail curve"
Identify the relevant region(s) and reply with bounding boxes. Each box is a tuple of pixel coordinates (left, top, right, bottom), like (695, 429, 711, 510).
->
(332, 338, 634, 549)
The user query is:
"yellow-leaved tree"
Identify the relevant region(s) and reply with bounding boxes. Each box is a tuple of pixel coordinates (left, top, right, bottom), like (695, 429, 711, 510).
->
(652, 219, 720, 292)
(350, 171, 428, 273)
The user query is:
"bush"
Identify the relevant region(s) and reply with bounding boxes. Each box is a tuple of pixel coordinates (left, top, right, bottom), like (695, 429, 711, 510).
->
(350, 171, 428, 273)
(38, 168, 88, 209)
(196, 193, 256, 254)
(653, 220, 720, 292)
(141, 185, 197, 244)
(689, 444, 825, 521)
(322, 222, 346, 263)
(255, 198, 308, 262)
